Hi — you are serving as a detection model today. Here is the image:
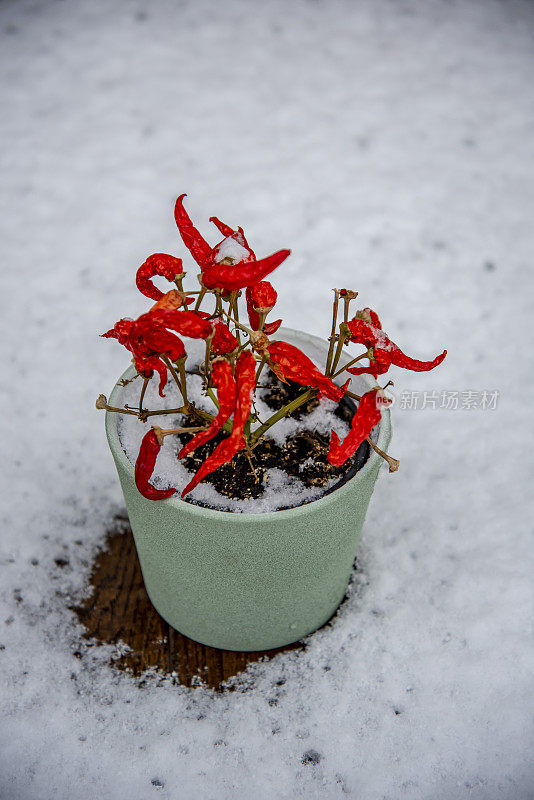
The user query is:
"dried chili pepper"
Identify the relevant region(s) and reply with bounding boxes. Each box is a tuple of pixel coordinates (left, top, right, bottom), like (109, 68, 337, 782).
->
(246, 281, 282, 335)
(208, 215, 251, 245)
(145, 309, 213, 340)
(328, 389, 385, 467)
(135, 356, 168, 396)
(102, 318, 134, 347)
(181, 352, 256, 497)
(178, 360, 237, 459)
(103, 308, 211, 397)
(102, 319, 171, 393)
(267, 341, 348, 402)
(150, 289, 193, 312)
(210, 321, 239, 355)
(202, 249, 290, 292)
(346, 314, 446, 377)
(174, 194, 213, 268)
(136, 254, 184, 301)
(174, 195, 290, 290)
(134, 429, 176, 501)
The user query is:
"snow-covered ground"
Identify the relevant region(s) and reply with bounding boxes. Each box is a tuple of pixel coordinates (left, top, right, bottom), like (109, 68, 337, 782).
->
(1, 0, 533, 797)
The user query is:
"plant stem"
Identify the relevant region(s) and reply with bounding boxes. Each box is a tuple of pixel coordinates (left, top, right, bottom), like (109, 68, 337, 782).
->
(139, 406, 188, 421)
(139, 376, 149, 412)
(206, 386, 219, 409)
(203, 332, 214, 386)
(97, 401, 140, 417)
(194, 286, 207, 312)
(177, 358, 188, 403)
(366, 437, 399, 473)
(343, 295, 350, 324)
(330, 326, 349, 376)
(162, 355, 186, 404)
(255, 354, 267, 385)
(346, 389, 362, 402)
(325, 289, 340, 375)
(249, 388, 315, 448)
(229, 291, 242, 346)
(331, 349, 372, 378)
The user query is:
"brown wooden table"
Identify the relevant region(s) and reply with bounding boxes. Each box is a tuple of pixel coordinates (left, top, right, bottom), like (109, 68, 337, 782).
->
(75, 515, 303, 690)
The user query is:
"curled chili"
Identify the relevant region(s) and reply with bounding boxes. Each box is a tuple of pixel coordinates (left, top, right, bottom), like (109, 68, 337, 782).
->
(135, 429, 176, 500)
(347, 314, 446, 377)
(246, 281, 282, 335)
(328, 389, 385, 467)
(136, 254, 184, 301)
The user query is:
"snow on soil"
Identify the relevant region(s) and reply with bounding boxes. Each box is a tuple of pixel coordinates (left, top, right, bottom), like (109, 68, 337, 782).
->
(116, 343, 360, 512)
(1, 0, 534, 798)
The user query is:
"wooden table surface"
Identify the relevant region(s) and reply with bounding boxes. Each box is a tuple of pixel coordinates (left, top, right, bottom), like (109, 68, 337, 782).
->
(74, 515, 303, 690)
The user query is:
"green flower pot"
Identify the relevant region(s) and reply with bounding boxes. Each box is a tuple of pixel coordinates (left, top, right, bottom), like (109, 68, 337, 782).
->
(105, 329, 391, 651)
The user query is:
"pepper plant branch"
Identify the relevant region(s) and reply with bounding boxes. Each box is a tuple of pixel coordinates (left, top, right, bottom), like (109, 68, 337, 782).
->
(95, 395, 140, 416)
(330, 322, 351, 376)
(249, 388, 316, 448)
(325, 289, 340, 375)
(255, 354, 267, 385)
(162, 355, 186, 404)
(177, 358, 188, 403)
(331, 349, 373, 378)
(194, 285, 208, 312)
(153, 425, 205, 446)
(139, 376, 149, 412)
(229, 291, 242, 346)
(366, 437, 399, 473)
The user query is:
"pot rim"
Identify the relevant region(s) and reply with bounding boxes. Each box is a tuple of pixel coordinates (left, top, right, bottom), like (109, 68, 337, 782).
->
(106, 327, 392, 521)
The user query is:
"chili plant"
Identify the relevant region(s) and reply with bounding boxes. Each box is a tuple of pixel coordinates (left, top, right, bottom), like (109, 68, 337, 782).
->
(97, 195, 447, 500)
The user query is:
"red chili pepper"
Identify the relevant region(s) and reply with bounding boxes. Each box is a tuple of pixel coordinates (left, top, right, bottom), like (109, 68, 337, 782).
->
(208, 216, 255, 253)
(327, 389, 384, 467)
(141, 328, 186, 362)
(209, 216, 235, 238)
(181, 352, 256, 497)
(102, 319, 171, 394)
(358, 307, 382, 329)
(103, 309, 211, 397)
(134, 429, 176, 500)
(174, 194, 213, 268)
(136, 254, 183, 301)
(101, 318, 134, 347)
(178, 360, 237, 459)
(346, 316, 446, 377)
(146, 309, 213, 340)
(174, 195, 290, 291)
(266, 341, 348, 402)
(134, 355, 169, 396)
(210, 321, 239, 355)
(150, 289, 193, 312)
(245, 281, 282, 334)
(202, 249, 290, 292)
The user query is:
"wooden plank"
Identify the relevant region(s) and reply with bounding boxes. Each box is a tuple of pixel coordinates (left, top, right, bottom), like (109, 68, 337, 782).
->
(75, 515, 303, 689)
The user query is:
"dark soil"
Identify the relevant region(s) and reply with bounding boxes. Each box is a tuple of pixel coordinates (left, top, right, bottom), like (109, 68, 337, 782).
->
(177, 377, 369, 508)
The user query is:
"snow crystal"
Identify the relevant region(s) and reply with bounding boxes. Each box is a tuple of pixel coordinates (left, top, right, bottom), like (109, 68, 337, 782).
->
(212, 236, 251, 264)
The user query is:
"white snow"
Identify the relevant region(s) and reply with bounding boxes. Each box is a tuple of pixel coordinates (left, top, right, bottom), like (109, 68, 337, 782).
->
(212, 235, 251, 264)
(1, 0, 533, 798)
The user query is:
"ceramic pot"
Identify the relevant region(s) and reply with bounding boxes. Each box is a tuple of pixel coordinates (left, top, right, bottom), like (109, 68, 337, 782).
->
(105, 328, 391, 651)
